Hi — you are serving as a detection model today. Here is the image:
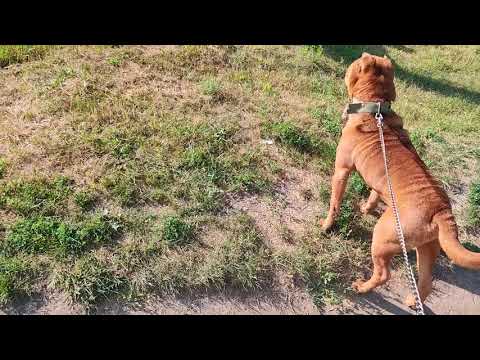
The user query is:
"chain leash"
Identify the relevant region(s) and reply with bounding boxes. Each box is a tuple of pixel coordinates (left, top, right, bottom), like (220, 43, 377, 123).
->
(375, 105, 425, 316)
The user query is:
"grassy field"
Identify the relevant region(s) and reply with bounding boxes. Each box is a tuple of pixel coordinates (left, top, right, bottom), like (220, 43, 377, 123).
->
(0, 45, 479, 312)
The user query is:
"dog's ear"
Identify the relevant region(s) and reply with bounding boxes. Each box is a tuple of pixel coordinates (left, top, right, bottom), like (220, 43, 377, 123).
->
(345, 61, 360, 98)
(379, 57, 396, 101)
(359, 53, 376, 73)
(384, 57, 394, 73)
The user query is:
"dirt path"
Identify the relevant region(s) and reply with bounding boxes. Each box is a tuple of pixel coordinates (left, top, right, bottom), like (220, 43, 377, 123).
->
(2, 261, 479, 315)
(98, 265, 480, 315)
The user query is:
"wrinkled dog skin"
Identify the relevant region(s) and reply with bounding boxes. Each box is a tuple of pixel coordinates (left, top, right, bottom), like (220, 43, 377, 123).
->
(321, 52, 480, 308)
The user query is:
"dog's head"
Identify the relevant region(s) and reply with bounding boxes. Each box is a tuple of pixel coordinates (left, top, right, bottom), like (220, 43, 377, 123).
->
(344, 52, 396, 102)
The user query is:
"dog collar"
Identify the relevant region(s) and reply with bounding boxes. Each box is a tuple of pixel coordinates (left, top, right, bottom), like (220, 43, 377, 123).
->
(346, 101, 392, 115)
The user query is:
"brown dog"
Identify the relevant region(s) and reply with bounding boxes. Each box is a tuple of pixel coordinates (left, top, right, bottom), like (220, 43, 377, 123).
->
(320, 52, 480, 307)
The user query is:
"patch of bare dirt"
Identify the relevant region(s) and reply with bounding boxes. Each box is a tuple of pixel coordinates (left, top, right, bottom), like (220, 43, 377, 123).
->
(131, 45, 181, 57)
(1, 291, 83, 315)
(229, 165, 326, 253)
(94, 286, 320, 315)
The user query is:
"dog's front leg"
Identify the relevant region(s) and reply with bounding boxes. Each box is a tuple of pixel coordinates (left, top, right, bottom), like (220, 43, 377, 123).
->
(320, 167, 352, 231)
(320, 126, 355, 231)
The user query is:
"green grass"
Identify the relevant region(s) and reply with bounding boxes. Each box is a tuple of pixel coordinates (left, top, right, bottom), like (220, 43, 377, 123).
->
(200, 77, 222, 97)
(53, 255, 124, 308)
(263, 121, 318, 154)
(205, 215, 271, 289)
(74, 190, 97, 211)
(467, 180, 480, 227)
(0, 159, 6, 179)
(3, 215, 122, 257)
(51, 67, 76, 88)
(0, 45, 479, 312)
(0, 256, 39, 305)
(310, 107, 342, 138)
(274, 229, 368, 308)
(0, 45, 50, 67)
(92, 130, 140, 159)
(348, 172, 369, 198)
(102, 172, 139, 207)
(0, 176, 73, 216)
(262, 121, 337, 168)
(107, 57, 122, 67)
(161, 215, 195, 247)
(127, 213, 271, 296)
(319, 172, 369, 239)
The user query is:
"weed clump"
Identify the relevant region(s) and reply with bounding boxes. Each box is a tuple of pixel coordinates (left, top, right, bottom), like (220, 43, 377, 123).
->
(161, 216, 195, 247)
(319, 172, 369, 238)
(310, 107, 342, 138)
(200, 77, 222, 97)
(74, 190, 97, 211)
(129, 214, 271, 296)
(263, 121, 318, 154)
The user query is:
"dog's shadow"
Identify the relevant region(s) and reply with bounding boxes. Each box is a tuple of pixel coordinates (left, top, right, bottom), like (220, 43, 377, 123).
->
(347, 291, 436, 315)
(433, 256, 480, 297)
(340, 291, 413, 315)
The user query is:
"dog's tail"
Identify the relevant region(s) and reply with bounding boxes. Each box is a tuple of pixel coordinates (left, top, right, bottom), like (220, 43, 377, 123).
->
(434, 209, 480, 270)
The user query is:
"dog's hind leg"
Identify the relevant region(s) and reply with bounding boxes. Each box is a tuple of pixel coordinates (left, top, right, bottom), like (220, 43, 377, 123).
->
(353, 209, 400, 293)
(404, 240, 440, 308)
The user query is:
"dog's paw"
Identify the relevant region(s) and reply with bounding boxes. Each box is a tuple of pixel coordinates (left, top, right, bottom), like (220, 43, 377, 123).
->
(319, 218, 332, 232)
(404, 294, 417, 309)
(352, 279, 368, 293)
(359, 200, 372, 215)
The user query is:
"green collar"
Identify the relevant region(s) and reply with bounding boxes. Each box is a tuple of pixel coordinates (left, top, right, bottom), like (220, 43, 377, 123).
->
(346, 101, 392, 115)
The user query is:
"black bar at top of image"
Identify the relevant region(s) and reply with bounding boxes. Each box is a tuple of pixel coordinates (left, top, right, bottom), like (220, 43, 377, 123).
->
(1, 4, 480, 44)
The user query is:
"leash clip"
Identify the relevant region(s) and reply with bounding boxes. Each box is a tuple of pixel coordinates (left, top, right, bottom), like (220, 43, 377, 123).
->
(375, 102, 384, 127)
